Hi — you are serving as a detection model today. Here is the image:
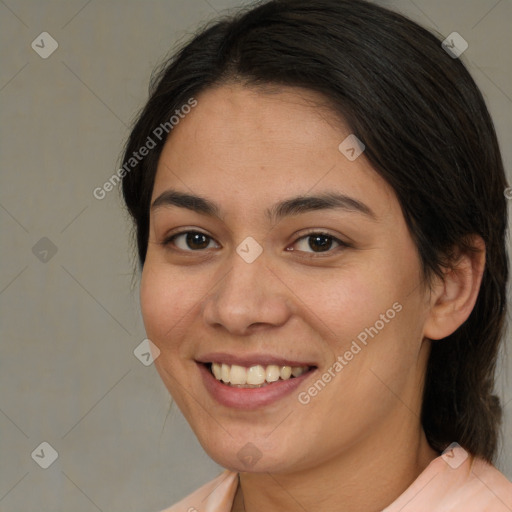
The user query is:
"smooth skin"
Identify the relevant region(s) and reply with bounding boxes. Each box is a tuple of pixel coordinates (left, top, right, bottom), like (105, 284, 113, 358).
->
(140, 84, 485, 512)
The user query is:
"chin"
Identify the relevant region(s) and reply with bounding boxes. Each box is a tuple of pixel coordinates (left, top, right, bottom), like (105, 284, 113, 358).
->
(195, 431, 303, 474)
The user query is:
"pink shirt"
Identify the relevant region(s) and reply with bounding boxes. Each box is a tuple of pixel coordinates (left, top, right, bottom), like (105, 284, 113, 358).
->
(161, 446, 512, 512)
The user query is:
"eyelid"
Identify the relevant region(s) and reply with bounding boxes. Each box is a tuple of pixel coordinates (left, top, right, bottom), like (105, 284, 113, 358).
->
(288, 229, 349, 257)
(161, 229, 219, 251)
(161, 228, 351, 258)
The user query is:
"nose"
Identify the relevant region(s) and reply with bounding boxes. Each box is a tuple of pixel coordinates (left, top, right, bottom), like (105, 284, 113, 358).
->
(201, 251, 292, 336)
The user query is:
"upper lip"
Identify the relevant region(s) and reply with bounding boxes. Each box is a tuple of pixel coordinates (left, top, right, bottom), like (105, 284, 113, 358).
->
(196, 352, 317, 368)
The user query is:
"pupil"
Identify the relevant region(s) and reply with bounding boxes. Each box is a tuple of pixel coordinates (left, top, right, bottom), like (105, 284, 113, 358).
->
(187, 232, 209, 249)
(309, 234, 332, 252)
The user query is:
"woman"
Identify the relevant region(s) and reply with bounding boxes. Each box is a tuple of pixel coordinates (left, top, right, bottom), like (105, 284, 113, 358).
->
(120, 0, 512, 510)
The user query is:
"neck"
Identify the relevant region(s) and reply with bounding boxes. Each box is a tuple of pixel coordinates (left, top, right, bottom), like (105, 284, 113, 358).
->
(233, 423, 439, 512)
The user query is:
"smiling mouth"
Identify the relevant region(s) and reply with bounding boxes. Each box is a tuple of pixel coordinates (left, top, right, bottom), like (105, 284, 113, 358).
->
(205, 362, 316, 388)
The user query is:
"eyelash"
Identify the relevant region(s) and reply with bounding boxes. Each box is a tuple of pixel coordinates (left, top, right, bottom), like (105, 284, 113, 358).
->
(160, 229, 350, 258)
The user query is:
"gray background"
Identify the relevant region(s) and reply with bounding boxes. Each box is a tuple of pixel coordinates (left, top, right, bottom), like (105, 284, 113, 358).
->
(0, 0, 511, 510)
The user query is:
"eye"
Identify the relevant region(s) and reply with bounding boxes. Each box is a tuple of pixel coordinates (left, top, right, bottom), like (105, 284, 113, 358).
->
(288, 231, 347, 255)
(163, 231, 219, 251)
(161, 230, 349, 256)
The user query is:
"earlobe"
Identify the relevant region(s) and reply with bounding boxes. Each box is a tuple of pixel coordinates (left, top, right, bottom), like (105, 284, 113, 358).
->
(423, 235, 486, 341)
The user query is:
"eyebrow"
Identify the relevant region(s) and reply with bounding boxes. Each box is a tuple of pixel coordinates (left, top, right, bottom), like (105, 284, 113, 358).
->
(151, 189, 377, 223)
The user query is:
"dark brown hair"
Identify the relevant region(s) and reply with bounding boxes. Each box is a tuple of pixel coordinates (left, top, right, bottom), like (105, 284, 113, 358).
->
(121, 0, 509, 462)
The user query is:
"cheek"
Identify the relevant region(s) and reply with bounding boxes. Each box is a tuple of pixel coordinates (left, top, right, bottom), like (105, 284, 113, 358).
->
(296, 260, 420, 374)
(279, 262, 391, 345)
(139, 262, 201, 350)
(139, 262, 203, 405)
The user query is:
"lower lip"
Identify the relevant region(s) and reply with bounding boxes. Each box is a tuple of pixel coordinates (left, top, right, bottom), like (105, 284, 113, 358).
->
(198, 363, 316, 410)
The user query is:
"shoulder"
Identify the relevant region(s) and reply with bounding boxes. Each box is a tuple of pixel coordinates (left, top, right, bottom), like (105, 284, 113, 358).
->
(461, 456, 512, 511)
(158, 470, 239, 512)
(385, 446, 512, 512)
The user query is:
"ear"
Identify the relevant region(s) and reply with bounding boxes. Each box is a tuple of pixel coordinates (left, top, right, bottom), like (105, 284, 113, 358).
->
(423, 235, 486, 341)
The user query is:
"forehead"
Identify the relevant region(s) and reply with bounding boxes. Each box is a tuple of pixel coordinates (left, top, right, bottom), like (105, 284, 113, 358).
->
(152, 84, 397, 218)
(163, 84, 345, 158)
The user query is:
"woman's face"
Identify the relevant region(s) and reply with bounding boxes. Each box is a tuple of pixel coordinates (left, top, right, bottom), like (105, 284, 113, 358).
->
(141, 84, 435, 473)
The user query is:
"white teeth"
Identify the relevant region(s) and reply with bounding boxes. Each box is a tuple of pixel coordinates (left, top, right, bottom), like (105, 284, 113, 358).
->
(210, 362, 310, 386)
(221, 363, 231, 383)
(229, 364, 246, 385)
(247, 365, 266, 385)
(280, 366, 292, 380)
(266, 365, 281, 382)
(212, 363, 222, 380)
(291, 366, 305, 377)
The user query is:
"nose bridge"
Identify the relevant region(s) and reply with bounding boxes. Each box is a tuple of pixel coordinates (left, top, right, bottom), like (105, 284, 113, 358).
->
(202, 247, 290, 333)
